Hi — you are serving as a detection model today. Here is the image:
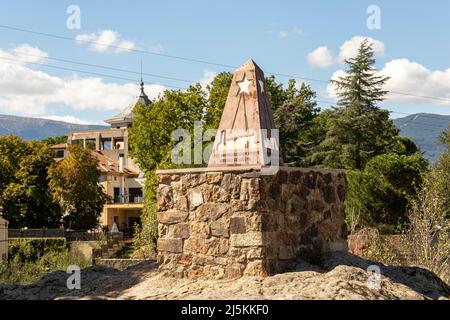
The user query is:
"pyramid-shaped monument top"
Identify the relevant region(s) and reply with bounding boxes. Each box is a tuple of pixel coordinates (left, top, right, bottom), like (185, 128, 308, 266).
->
(208, 59, 282, 168)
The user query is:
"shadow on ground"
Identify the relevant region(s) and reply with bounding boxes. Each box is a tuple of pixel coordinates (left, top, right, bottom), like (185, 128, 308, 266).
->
(0, 260, 158, 300)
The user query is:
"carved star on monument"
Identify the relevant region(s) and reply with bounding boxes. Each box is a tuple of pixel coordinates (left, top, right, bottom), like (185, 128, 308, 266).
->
(237, 74, 252, 95)
(258, 80, 265, 93)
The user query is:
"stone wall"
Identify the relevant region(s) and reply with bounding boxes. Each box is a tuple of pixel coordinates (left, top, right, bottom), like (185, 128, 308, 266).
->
(156, 167, 347, 279)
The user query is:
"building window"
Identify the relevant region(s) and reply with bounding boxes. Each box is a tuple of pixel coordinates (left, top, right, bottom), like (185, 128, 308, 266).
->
(55, 150, 64, 158)
(129, 188, 143, 203)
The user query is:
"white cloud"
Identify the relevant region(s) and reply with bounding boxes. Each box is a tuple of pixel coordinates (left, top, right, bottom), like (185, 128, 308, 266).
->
(39, 115, 100, 125)
(75, 30, 136, 53)
(199, 70, 217, 91)
(307, 46, 333, 68)
(326, 69, 347, 100)
(326, 59, 450, 106)
(0, 44, 167, 117)
(338, 36, 385, 63)
(308, 36, 385, 69)
(12, 44, 48, 63)
(382, 59, 450, 104)
(277, 27, 302, 39)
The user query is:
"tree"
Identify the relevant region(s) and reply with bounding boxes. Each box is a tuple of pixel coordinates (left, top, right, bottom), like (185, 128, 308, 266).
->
(0, 136, 62, 228)
(204, 72, 233, 130)
(41, 136, 68, 146)
(432, 128, 450, 217)
(311, 40, 399, 170)
(0, 135, 28, 193)
(389, 136, 420, 156)
(406, 169, 450, 283)
(273, 83, 320, 166)
(404, 129, 450, 282)
(346, 153, 428, 232)
(129, 84, 207, 173)
(129, 85, 206, 255)
(439, 128, 450, 148)
(49, 145, 107, 230)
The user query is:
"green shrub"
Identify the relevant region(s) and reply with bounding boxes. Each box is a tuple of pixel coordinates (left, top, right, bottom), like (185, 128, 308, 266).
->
(8, 239, 69, 263)
(0, 239, 90, 285)
(346, 153, 428, 232)
(363, 238, 403, 266)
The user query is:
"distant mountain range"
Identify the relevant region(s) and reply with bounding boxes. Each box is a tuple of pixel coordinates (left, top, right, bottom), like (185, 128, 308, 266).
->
(0, 113, 449, 162)
(394, 113, 450, 162)
(0, 114, 107, 141)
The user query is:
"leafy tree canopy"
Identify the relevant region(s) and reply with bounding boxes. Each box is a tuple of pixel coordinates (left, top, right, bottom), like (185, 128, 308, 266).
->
(273, 83, 321, 166)
(0, 136, 61, 228)
(41, 136, 67, 146)
(48, 145, 107, 230)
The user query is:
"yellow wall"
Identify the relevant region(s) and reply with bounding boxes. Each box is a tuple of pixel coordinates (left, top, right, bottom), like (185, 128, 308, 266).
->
(101, 207, 141, 230)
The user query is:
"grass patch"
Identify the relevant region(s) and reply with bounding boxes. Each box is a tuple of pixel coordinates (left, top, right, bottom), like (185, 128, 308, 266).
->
(0, 239, 91, 285)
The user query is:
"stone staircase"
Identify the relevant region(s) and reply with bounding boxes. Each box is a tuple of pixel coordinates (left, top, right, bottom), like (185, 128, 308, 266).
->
(92, 232, 124, 260)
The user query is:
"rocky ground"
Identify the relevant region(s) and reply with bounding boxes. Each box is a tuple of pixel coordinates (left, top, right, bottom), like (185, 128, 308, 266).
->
(0, 252, 449, 300)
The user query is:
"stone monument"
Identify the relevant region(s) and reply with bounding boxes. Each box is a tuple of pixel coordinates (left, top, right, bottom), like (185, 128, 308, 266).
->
(156, 59, 347, 279)
(208, 59, 282, 168)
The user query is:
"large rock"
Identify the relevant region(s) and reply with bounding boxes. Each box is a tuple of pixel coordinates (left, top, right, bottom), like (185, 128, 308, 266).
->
(348, 228, 380, 257)
(1, 253, 448, 300)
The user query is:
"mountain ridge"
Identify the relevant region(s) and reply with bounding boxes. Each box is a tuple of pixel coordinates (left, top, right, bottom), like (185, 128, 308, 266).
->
(393, 113, 450, 162)
(0, 114, 107, 141)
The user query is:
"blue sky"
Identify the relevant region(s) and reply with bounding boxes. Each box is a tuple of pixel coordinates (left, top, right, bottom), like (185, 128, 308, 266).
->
(1, 0, 450, 124)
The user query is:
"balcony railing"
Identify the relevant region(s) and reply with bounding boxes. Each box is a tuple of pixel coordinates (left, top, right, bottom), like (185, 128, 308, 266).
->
(110, 195, 144, 204)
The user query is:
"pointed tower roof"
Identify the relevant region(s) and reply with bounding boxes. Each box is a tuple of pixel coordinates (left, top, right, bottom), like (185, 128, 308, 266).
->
(105, 80, 152, 127)
(208, 59, 282, 167)
(136, 79, 152, 106)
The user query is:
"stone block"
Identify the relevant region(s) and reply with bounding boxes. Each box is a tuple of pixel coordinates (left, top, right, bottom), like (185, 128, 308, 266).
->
(173, 223, 190, 239)
(247, 247, 264, 259)
(218, 239, 229, 255)
(157, 238, 183, 253)
(210, 221, 229, 238)
(230, 217, 246, 234)
(158, 174, 172, 185)
(184, 238, 219, 255)
(230, 232, 264, 247)
(157, 210, 188, 225)
(190, 221, 211, 239)
(157, 185, 173, 211)
(177, 253, 193, 266)
(196, 202, 229, 221)
(206, 172, 223, 184)
(174, 195, 188, 211)
(188, 188, 204, 210)
(244, 261, 267, 276)
(225, 263, 244, 279)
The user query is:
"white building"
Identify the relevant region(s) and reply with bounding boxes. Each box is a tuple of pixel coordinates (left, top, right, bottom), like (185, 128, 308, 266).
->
(53, 81, 151, 233)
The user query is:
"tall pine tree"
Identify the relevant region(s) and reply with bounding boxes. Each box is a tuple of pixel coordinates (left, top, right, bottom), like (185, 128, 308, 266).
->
(311, 39, 399, 170)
